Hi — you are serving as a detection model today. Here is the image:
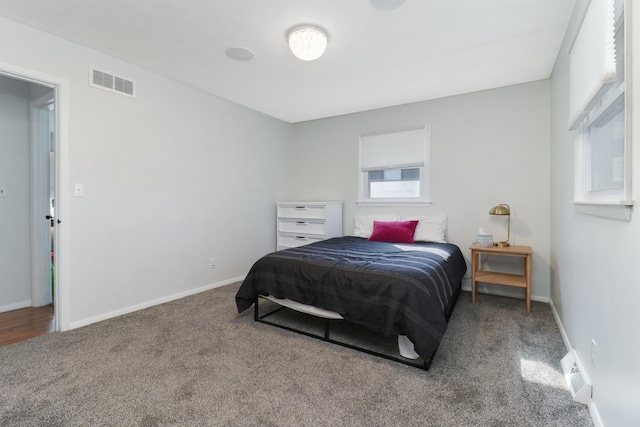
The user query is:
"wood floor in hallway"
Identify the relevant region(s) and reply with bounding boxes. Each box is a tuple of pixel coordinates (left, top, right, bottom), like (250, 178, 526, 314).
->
(0, 305, 54, 347)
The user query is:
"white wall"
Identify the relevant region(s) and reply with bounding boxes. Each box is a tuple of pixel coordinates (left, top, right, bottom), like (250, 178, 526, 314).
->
(291, 81, 551, 300)
(0, 75, 32, 312)
(0, 16, 292, 327)
(549, 1, 640, 425)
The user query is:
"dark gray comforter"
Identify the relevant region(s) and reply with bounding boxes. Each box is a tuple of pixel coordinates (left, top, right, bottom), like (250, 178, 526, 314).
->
(236, 236, 467, 361)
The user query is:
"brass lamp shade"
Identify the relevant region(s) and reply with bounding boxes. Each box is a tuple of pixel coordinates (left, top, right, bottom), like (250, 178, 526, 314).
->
(489, 204, 511, 247)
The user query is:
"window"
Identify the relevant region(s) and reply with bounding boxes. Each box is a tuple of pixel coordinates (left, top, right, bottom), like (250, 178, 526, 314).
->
(585, 91, 624, 194)
(572, 0, 632, 212)
(358, 127, 430, 203)
(368, 167, 420, 199)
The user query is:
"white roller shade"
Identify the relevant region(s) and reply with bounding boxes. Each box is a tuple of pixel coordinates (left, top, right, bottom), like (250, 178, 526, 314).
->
(360, 128, 426, 171)
(568, 0, 617, 130)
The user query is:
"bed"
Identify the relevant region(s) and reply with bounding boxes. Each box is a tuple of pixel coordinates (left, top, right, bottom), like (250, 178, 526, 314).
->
(235, 217, 467, 369)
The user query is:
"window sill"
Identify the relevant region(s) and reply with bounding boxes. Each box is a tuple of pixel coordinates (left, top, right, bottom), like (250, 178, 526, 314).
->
(571, 200, 634, 221)
(356, 200, 433, 207)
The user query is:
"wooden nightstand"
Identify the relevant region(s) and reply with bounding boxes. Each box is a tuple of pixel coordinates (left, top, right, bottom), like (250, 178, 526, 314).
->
(469, 243, 534, 313)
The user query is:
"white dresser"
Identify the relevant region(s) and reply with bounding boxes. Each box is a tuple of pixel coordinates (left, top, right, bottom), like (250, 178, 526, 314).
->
(276, 201, 343, 250)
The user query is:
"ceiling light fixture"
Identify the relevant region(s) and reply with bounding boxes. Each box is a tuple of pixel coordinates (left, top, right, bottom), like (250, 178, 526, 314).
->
(287, 25, 328, 61)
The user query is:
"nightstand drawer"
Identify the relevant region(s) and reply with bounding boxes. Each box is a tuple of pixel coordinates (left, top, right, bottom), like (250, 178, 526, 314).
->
(277, 204, 326, 220)
(278, 219, 326, 235)
(278, 234, 324, 248)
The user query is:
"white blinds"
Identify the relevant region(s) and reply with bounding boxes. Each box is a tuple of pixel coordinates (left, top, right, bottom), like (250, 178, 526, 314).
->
(359, 128, 426, 171)
(568, 0, 617, 130)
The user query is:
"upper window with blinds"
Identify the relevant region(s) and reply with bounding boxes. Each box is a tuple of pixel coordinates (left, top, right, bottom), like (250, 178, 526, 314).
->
(357, 126, 431, 203)
(568, 0, 619, 130)
(571, 0, 631, 212)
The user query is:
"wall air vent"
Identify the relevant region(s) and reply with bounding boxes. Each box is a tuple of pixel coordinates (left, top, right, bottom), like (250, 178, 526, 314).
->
(561, 350, 592, 405)
(89, 67, 135, 97)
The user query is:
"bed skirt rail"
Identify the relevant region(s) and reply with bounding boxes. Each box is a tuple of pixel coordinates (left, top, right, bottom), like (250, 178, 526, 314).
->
(253, 285, 462, 371)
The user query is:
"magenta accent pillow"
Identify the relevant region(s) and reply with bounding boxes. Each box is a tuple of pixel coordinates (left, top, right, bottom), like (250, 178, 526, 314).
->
(368, 220, 419, 244)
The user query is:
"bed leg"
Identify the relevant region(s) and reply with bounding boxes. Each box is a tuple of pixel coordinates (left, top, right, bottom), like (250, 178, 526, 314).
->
(324, 319, 331, 339)
(254, 296, 259, 321)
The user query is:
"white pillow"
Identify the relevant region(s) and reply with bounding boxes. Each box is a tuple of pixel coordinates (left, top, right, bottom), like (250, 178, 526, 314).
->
(353, 214, 401, 238)
(401, 214, 447, 243)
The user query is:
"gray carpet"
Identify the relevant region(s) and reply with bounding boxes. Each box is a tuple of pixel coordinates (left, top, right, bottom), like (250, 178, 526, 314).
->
(0, 283, 592, 426)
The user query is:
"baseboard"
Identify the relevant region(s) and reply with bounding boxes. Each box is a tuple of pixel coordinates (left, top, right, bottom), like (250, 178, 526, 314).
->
(550, 299, 601, 426)
(589, 398, 604, 427)
(549, 300, 594, 382)
(69, 276, 246, 330)
(0, 300, 32, 314)
(461, 284, 550, 303)
(549, 299, 572, 352)
(549, 299, 591, 385)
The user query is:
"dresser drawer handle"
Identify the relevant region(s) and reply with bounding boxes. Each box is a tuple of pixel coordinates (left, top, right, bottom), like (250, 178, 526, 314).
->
(294, 206, 308, 210)
(295, 221, 308, 225)
(295, 236, 308, 240)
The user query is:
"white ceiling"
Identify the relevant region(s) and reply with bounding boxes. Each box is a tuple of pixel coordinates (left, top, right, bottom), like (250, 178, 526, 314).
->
(0, 0, 575, 123)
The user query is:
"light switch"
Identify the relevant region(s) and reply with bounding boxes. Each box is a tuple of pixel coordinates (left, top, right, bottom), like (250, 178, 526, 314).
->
(0, 185, 6, 197)
(73, 183, 84, 197)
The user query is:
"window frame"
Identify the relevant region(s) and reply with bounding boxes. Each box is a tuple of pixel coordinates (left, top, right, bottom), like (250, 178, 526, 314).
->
(572, 0, 634, 219)
(357, 126, 431, 205)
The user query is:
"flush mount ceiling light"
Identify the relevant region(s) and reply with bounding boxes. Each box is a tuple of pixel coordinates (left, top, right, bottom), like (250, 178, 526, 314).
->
(287, 25, 328, 61)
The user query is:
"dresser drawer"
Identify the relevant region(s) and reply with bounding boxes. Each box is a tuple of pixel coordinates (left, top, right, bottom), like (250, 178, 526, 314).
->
(278, 234, 324, 248)
(278, 219, 326, 235)
(277, 204, 326, 220)
(276, 201, 343, 251)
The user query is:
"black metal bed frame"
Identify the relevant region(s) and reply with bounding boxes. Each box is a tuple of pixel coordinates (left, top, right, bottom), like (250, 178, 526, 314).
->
(254, 284, 462, 371)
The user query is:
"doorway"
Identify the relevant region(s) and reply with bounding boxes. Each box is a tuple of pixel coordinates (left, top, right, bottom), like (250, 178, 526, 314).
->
(0, 66, 64, 344)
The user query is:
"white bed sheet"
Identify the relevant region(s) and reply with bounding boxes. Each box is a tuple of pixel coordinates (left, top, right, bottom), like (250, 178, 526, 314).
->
(262, 295, 420, 359)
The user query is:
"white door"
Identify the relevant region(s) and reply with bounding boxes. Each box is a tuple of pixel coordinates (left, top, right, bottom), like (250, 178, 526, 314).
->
(30, 93, 55, 307)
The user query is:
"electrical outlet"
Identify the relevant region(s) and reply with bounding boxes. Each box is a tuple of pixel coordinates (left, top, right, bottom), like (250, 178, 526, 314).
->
(591, 339, 597, 367)
(210, 258, 216, 269)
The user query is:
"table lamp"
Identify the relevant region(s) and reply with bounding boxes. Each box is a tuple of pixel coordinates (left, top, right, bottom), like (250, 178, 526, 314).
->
(489, 204, 511, 247)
